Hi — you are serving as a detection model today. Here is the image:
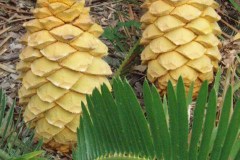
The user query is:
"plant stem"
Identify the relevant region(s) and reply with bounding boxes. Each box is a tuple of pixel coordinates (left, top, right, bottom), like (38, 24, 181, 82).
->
(113, 40, 140, 78)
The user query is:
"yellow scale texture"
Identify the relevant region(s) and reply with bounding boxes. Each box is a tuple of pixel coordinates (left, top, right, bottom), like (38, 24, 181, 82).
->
(140, 0, 222, 96)
(16, 0, 112, 152)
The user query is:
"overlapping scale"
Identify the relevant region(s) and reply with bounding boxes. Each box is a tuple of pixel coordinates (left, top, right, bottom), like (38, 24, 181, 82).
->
(56, 92, 86, 113)
(164, 28, 196, 45)
(35, 118, 63, 139)
(170, 4, 201, 22)
(28, 30, 56, 49)
(45, 106, 75, 128)
(186, 18, 212, 35)
(33, 7, 52, 18)
(88, 24, 104, 37)
(141, 45, 158, 61)
(27, 95, 55, 115)
(22, 71, 47, 89)
(57, 2, 84, 21)
(23, 19, 43, 33)
(155, 15, 185, 32)
(73, 13, 94, 30)
(60, 51, 93, 72)
(18, 86, 36, 98)
(142, 24, 163, 41)
(40, 42, 76, 61)
(17, 0, 112, 153)
(53, 128, 77, 144)
(196, 33, 220, 47)
(66, 115, 80, 132)
(31, 57, 61, 76)
(16, 61, 31, 72)
(19, 47, 42, 62)
(48, 2, 69, 14)
(71, 75, 111, 94)
(149, 1, 174, 16)
(70, 32, 108, 56)
(50, 24, 83, 42)
(176, 41, 206, 59)
(158, 51, 188, 70)
(47, 68, 82, 89)
(150, 37, 177, 53)
(147, 60, 167, 82)
(37, 82, 68, 103)
(39, 16, 64, 30)
(141, 0, 222, 97)
(36, 0, 49, 7)
(85, 58, 112, 75)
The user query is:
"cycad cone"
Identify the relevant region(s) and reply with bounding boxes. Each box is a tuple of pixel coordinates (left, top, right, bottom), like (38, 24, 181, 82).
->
(140, 0, 222, 96)
(16, 0, 112, 152)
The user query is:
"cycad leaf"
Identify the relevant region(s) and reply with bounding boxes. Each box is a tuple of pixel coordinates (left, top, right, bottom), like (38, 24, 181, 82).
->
(77, 118, 87, 160)
(151, 86, 171, 159)
(74, 78, 239, 160)
(167, 81, 179, 160)
(74, 78, 155, 159)
(101, 84, 123, 153)
(197, 89, 217, 160)
(210, 87, 233, 160)
(189, 81, 208, 160)
(176, 77, 189, 160)
(121, 79, 154, 158)
(143, 81, 163, 159)
(91, 89, 116, 155)
(143, 81, 171, 159)
(162, 96, 169, 123)
(113, 79, 141, 156)
(220, 100, 240, 160)
(234, 147, 240, 160)
(86, 95, 107, 156)
(81, 103, 96, 159)
(230, 139, 240, 159)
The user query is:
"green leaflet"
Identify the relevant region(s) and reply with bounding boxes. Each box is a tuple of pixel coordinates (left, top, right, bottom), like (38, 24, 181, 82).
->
(189, 81, 208, 160)
(197, 89, 217, 160)
(176, 78, 189, 160)
(210, 87, 233, 160)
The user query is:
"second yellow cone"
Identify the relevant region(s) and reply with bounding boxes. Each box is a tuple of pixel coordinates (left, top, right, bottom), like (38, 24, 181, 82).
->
(17, 0, 112, 152)
(140, 0, 222, 97)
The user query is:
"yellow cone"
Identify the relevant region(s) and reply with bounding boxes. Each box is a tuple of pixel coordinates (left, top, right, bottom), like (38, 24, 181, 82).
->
(141, 0, 222, 97)
(17, 0, 112, 152)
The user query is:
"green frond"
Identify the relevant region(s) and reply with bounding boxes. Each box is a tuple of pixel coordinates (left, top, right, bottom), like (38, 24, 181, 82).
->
(74, 78, 240, 160)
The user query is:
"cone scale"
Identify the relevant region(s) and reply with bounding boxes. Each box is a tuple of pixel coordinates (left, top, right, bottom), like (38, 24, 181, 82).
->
(140, 0, 222, 96)
(17, 0, 112, 152)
